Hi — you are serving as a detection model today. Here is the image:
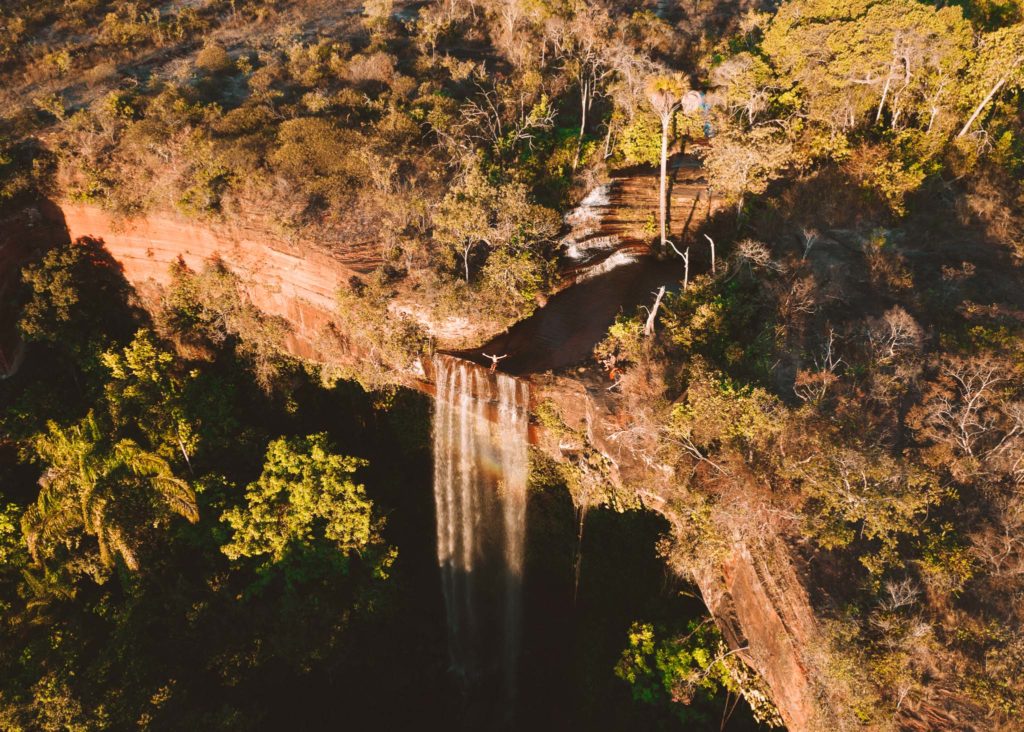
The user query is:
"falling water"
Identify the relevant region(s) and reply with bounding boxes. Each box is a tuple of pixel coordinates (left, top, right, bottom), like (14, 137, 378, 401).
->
(432, 354, 529, 708)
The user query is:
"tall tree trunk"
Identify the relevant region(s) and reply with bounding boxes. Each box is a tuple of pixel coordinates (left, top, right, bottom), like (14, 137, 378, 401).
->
(705, 233, 716, 275)
(659, 113, 670, 252)
(644, 286, 666, 336)
(573, 78, 589, 172)
(876, 66, 893, 124)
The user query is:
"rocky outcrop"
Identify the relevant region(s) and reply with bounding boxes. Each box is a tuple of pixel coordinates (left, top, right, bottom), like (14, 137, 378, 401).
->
(560, 156, 716, 283)
(698, 540, 828, 731)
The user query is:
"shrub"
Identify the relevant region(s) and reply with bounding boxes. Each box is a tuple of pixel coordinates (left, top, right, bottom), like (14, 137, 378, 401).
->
(196, 43, 232, 74)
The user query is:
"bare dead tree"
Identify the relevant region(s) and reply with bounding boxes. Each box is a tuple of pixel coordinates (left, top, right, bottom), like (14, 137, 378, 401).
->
(958, 49, 1024, 139)
(456, 83, 556, 155)
(643, 286, 667, 336)
(867, 306, 924, 364)
(665, 239, 690, 289)
(881, 577, 921, 612)
(932, 361, 1004, 459)
(971, 493, 1024, 579)
(799, 227, 819, 261)
(794, 329, 843, 403)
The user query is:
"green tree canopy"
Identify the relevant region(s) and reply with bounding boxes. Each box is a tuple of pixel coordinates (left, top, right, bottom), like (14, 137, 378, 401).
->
(22, 412, 197, 579)
(221, 433, 375, 563)
(19, 236, 136, 368)
(101, 329, 199, 468)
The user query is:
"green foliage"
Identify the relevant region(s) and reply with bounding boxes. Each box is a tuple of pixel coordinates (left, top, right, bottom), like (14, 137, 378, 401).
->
(915, 523, 976, 595)
(25, 672, 107, 732)
(669, 363, 784, 456)
(760, 0, 973, 138)
(616, 111, 662, 166)
(221, 434, 374, 564)
(660, 274, 776, 382)
(160, 260, 292, 388)
(431, 160, 559, 320)
(594, 314, 646, 368)
(702, 127, 791, 215)
(0, 503, 24, 566)
(19, 237, 135, 369)
(22, 411, 197, 579)
(479, 246, 551, 319)
(195, 43, 232, 74)
(97, 4, 204, 48)
(785, 444, 943, 573)
(333, 271, 432, 387)
(270, 118, 365, 206)
(32, 93, 65, 121)
(616, 620, 783, 726)
(101, 329, 199, 465)
(0, 136, 52, 201)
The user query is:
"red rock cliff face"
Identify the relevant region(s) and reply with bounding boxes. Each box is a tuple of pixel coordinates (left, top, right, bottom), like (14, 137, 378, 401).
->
(60, 203, 358, 362)
(698, 539, 828, 731)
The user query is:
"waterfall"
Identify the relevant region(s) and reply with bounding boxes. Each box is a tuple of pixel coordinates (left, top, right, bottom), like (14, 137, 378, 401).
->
(432, 355, 529, 704)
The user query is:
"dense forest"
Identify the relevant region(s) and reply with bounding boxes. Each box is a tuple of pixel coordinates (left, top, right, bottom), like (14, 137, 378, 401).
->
(1, 0, 1024, 729)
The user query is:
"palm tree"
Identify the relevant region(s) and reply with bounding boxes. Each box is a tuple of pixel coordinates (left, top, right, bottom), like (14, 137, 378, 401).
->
(22, 412, 198, 575)
(646, 74, 689, 254)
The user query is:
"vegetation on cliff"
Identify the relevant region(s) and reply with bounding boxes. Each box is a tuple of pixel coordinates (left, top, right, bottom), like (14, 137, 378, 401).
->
(593, 1, 1024, 726)
(1, 0, 1024, 728)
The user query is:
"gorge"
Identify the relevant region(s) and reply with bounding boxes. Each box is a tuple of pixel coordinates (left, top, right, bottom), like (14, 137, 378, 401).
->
(0, 187, 832, 730)
(4, 0, 1024, 726)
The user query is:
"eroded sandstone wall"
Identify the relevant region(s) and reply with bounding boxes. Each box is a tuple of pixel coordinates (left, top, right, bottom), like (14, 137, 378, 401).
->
(60, 203, 348, 361)
(49, 201, 832, 730)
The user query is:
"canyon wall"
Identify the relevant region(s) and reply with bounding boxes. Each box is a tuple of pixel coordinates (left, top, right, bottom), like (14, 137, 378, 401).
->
(528, 372, 837, 732)
(60, 203, 351, 362)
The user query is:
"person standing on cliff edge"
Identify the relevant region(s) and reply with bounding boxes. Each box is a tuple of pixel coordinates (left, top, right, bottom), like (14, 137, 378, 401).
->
(482, 353, 508, 373)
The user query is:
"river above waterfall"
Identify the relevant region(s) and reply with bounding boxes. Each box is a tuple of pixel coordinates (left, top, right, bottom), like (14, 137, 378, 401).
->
(465, 255, 685, 375)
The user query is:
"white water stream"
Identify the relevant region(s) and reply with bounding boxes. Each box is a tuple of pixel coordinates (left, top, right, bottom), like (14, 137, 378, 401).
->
(432, 355, 529, 701)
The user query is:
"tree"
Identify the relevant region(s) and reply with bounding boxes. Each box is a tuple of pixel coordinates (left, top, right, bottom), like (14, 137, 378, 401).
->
(646, 75, 689, 252)
(957, 23, 1024, 138)
(547, 4, 615, 170)
(432, 162, 559, 284)
(785, 442, 942, 573)
(19, 236, 135, 367)
(616, 620, 783, 727)
(703, 127, 791, 218)
(269, 118, 365, 208)
(101, 329, 200, 470)
(22, 412, 197, 578)
(221, 434, 375, 564)
(0, 503, 24, 567)
(160, 260, 291, 389)
(760, 0, 973, 137)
